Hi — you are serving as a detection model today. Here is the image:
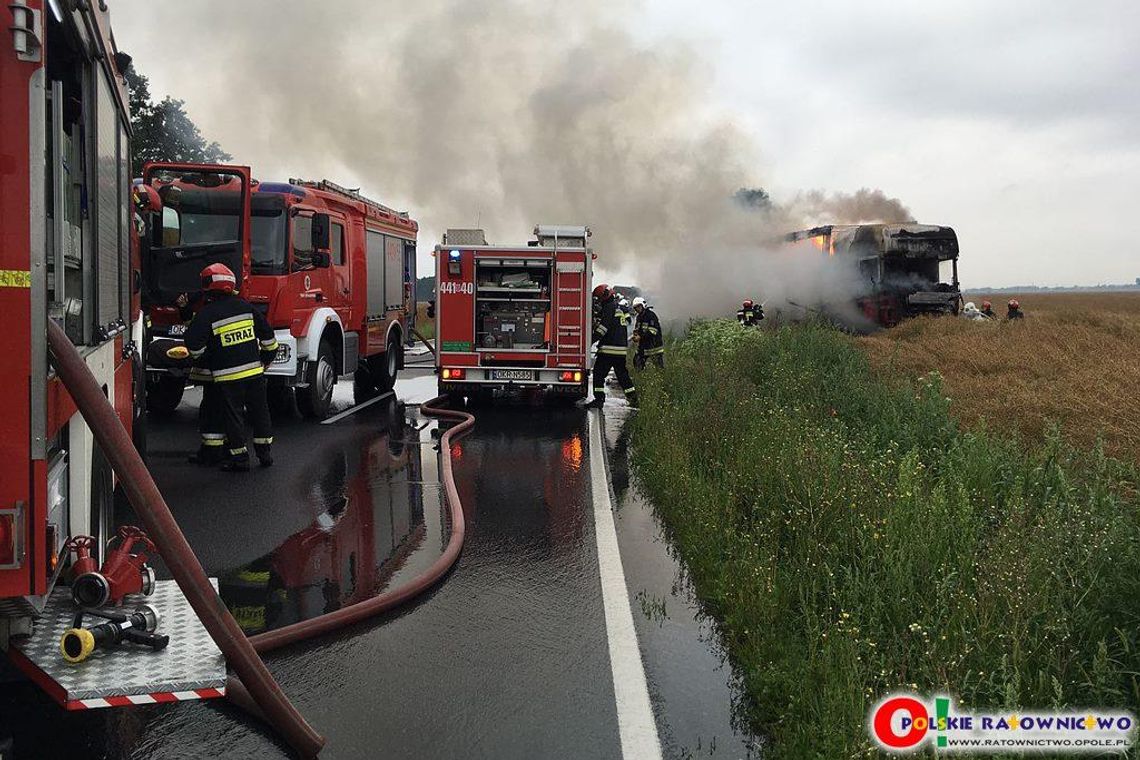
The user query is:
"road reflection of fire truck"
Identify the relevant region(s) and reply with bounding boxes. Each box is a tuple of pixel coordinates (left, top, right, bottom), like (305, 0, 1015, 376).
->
(450, 411, 588, 548)
(221, 403, 425, 633)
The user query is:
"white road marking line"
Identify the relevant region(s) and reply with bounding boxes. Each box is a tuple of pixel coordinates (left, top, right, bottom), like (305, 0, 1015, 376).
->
(589, 411, 663, 760)
(320, 391, 394, 425)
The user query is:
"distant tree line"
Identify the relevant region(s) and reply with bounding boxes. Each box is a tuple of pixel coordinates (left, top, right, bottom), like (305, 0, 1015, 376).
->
(125, 66, 231, 175)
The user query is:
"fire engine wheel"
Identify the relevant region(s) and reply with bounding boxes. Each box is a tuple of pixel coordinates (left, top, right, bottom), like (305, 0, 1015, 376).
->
(377, 336, 400, 392)
(145, 374, 185, 415)
(298, 339, 336, 420)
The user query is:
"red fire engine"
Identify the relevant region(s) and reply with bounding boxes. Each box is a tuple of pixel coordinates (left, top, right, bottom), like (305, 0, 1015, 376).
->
(142, 177, 419, 419)
(1, 0, 141, 642)
(434, 225, 592, 402)
(2, 2, 230, 717)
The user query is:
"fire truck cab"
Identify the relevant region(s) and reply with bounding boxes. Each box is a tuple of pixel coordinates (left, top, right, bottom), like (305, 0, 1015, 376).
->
(142, 177, 418, 419)
(434, 225, 592, 403)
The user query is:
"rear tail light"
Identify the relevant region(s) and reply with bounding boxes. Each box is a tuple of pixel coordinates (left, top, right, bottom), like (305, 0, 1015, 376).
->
(0, 507, 24, 569)
(559, 371, 583, 383)
(442, 368, 466, 380)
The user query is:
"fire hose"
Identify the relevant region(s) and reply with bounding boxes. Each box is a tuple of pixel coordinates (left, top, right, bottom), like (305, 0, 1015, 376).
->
(50, 317, 473, 753)
(47, 320, 324, 758)
(241, 394, 471, 654)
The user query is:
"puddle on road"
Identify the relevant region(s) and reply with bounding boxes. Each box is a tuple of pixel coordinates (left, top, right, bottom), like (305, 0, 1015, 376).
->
(216, 403, 444, 635)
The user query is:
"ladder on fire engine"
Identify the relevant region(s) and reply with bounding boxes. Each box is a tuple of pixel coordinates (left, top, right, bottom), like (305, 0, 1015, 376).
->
(287, 178, 411, 219)
(541, 226, 590, 359)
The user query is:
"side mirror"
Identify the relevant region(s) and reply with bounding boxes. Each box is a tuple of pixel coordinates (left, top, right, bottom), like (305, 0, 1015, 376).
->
(311, 213, 331, 251)
(312, 251, 331, 268)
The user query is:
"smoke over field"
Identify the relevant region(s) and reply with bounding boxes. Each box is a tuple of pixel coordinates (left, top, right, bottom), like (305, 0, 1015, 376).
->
(135, 0, 906, 318)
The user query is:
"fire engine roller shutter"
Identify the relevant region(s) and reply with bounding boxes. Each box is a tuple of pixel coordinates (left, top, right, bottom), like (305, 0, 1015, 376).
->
(118, 121, 130, 323)
(365, 229, 386, 318)
(384, 235, 403, 311)
(94, 72, 123, 332)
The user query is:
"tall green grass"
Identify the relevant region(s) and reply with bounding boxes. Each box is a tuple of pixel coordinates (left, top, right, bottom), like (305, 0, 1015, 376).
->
(631, 320, 1140, 758)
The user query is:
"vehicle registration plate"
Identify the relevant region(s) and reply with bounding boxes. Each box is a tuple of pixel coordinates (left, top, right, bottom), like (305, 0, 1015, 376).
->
(168, 323, 187, 336)
(491, 369, 534, 382)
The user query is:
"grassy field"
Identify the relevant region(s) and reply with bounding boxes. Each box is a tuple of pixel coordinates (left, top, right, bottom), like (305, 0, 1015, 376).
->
(860, 292, 1140, 462)
(413, 301, 435, 341)
(630, 319, 1140, 758)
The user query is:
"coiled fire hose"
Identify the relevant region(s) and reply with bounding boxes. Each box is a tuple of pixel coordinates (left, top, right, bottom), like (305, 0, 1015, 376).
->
(51, 317, 473, 754)
(47, 320, 323, 758)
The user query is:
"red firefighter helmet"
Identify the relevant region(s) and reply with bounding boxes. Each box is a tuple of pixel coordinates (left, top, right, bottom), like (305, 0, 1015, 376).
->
(1008, 298, 1020, 309)
(743, 299, 754, 308)
(201, 263, 236, 294)
(592, 283, 611, 300)
(981, 300, 992, 310)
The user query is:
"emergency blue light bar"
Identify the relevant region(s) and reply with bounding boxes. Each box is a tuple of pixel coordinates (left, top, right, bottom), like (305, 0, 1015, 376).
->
(257, 182, 307, 198)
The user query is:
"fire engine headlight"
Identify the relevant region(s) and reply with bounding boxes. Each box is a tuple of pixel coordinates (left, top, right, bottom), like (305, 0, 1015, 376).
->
(273, 344, 291, 363)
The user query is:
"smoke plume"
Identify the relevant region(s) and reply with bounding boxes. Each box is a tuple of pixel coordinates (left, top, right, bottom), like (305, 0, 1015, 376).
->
(134, 0, 909, 321)
(786, 188, 912, 227)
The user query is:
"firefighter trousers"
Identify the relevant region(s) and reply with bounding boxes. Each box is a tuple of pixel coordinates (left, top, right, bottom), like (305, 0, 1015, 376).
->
(634, 351, 664, 370)
(592, 352, 635, 399)
(195, 382, 226, 465)
(217, 374, 273, 464)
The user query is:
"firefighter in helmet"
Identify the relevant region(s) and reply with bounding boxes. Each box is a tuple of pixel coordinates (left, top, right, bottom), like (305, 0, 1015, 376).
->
(184, 263, 278, 470)
(588, 283, 637, 408)
(177, 287, 227, 465)
(737, 298, 763, 327)
(1006, 299, 1024, 320)
(979, 300, 997, 320)
(631, 296, 664, 369)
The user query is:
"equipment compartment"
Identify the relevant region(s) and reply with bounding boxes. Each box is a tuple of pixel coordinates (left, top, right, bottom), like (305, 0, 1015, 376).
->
(474, 260, 552, 350)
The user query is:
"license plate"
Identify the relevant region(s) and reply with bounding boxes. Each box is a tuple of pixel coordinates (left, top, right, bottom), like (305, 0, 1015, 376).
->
(168, 323, 187, 336)
(491, 369, 534, 382)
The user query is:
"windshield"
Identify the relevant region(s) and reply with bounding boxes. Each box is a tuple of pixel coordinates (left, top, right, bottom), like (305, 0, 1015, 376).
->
(251, 205, 288, 274)
(144, 174, 249, 305)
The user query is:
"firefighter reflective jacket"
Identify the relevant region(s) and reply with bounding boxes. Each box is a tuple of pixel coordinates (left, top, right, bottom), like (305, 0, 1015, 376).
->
(593, 298, 629, 356)
(635, 307, 664, 355)
(185, 294, 278, 382)
(737, 305, 764, 326)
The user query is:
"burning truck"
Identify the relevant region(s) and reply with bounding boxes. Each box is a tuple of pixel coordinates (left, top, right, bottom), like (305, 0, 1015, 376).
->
(786, 224, 962, 328)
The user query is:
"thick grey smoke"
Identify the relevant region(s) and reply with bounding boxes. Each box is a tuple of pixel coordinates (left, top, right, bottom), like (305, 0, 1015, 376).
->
(138, 0, 906, 321)
(786, 188, 912, 226)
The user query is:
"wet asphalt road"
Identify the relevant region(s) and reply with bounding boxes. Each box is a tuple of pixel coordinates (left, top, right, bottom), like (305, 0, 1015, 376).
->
(0, 365, 759, 759)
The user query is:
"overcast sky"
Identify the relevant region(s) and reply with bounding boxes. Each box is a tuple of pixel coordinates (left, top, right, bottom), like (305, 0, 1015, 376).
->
(113, 0, 1140, 289)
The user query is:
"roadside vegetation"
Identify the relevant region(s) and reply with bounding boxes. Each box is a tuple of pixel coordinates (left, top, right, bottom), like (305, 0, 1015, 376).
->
(631, 318, 1140, 757)
(414, 301, 436, 341)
